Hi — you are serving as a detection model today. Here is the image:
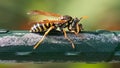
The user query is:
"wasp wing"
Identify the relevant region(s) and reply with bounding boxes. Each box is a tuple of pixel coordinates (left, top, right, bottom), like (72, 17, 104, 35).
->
(39, 20, 67, 24)
(27, 10, 62, 17)
(27, 20, 67, 26)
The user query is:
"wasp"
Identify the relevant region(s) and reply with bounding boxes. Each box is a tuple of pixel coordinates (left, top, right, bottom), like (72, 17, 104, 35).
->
(27, 10, 88, 49)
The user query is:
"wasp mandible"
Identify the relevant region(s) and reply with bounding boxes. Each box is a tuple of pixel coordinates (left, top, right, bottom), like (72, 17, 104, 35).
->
(27, 10, 88, 49)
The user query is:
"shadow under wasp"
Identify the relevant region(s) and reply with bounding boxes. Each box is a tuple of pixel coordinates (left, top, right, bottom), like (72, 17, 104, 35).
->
(27, 10, 88, 49)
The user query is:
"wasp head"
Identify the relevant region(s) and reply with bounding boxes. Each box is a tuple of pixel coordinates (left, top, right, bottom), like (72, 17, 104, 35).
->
(70, 17, 83, 33)
(60, 15, 72, 21)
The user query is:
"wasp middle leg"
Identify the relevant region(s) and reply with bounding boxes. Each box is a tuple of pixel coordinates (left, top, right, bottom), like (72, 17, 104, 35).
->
(63, 29, 75, 49)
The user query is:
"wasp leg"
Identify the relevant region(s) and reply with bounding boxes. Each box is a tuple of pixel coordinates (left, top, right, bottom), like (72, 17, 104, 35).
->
(76, 23, 80, 35)
(63, 29, 75, 49)
(74, 23, 84, 40)
(75, 23, 82, 35)
(74, 24, 93, 48)
(33, 26, 55, 49)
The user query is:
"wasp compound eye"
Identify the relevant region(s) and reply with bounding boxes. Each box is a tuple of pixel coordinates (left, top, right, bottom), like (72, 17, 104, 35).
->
(74, 17, 80, 22)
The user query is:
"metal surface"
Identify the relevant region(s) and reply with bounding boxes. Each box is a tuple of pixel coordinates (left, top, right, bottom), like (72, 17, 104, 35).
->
(0, 29, 120, 63)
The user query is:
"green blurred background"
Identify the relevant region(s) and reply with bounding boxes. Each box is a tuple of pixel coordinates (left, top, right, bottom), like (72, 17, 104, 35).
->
(0, 0, 120, 68)
(0, 0, 120, 30)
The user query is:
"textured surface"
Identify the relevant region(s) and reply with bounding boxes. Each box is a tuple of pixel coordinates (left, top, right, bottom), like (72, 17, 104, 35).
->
(0, 29, 120, 63)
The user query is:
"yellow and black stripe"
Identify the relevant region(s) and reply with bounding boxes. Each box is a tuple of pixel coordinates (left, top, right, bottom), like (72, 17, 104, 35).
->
(30, 23, 54, 32)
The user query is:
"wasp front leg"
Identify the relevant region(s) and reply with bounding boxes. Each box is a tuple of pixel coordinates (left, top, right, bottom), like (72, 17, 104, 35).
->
(73, 23, 83, 35)
(73, 23, 84, 40)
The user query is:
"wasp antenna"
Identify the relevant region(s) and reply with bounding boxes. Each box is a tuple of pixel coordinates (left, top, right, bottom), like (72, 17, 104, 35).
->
(82, 16, 89, 19)
(80, 16, 88, 20)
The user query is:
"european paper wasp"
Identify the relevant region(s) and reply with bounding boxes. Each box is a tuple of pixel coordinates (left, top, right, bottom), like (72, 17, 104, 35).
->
(27, 10, 88, 49)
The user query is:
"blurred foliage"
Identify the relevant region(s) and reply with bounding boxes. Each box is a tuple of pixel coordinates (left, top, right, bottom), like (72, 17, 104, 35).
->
(0, 63, 111, 68)
(0, 0, 120, 30)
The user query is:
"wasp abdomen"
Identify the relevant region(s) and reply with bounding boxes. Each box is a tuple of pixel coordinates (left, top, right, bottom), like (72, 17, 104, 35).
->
(30, 23, 54, 32)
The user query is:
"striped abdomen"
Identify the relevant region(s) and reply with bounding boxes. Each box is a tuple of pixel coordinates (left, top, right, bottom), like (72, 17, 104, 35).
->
(30, 23, 54, 32)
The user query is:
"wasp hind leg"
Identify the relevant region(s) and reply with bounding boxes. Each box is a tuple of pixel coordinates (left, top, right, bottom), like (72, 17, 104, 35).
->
(63, 29, 75, 49)
(33, 26, 55, 49)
